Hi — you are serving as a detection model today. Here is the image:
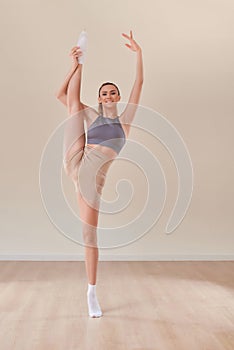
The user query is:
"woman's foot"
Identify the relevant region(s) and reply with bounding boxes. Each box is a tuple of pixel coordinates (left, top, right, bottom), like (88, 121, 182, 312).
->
(87, 283, 103, 318)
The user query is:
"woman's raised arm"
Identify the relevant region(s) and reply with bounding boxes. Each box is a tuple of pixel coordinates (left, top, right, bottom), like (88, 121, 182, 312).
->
(120, 31, 144, 132)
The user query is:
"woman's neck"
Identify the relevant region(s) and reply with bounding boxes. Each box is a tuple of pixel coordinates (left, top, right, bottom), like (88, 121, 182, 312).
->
(102, 107, 118, 119)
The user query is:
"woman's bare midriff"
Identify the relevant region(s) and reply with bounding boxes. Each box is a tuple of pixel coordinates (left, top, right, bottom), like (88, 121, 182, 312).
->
(86, 144, 118, 159)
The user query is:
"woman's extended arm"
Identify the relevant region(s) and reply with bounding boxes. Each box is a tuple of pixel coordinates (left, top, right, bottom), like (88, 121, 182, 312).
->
(126, 47, 143, 104)
(55, 64, 78, 106)
(56, 46, 99, 124)
(120, 31, 144, 130)
(55, 46, 83, 112)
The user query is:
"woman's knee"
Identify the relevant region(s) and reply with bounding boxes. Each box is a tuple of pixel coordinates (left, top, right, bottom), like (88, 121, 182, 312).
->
(82, 222, 98, 248)
(77, 196, 99, 248)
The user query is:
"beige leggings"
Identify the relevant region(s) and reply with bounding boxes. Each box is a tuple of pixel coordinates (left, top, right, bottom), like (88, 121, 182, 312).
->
(63, 112, 114, 248)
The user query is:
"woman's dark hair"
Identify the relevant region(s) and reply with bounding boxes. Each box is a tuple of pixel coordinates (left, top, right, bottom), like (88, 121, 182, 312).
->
(98, 82, 120, 115)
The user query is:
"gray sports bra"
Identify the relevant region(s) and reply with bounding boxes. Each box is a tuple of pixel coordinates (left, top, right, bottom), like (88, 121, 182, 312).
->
(87, 115, 126, 154)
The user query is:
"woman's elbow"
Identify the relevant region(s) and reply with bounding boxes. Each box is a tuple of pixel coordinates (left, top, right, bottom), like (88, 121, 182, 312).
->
(55, 94, 67, 106)
(136, 78, 144, 86)
(55, 92, 64, 99)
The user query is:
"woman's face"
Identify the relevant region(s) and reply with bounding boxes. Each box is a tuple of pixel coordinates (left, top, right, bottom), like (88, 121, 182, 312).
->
(98, 85, 121, 107)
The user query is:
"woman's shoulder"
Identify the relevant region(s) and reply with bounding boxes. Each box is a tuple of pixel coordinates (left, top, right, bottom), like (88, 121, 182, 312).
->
(82, 103, 99, 115)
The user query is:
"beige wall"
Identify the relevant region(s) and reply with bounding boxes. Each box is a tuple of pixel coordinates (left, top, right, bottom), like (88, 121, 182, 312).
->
(0, 0, 233, 260)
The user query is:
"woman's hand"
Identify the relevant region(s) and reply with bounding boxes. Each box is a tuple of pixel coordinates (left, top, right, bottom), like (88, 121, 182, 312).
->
(122, 30, 141, 52)
(69, 46, 83, 68)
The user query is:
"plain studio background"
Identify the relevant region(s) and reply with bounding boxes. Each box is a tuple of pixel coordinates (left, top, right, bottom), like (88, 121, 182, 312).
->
(0, 0, 233, 260)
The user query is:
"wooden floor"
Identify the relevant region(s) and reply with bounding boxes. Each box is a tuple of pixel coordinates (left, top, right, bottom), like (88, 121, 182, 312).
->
(0, 261, 234, 350)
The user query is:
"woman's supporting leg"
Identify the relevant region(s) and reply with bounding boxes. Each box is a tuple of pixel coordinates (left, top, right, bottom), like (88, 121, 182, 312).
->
(77, 192, 99, 284)
(77, 192, 102, 317)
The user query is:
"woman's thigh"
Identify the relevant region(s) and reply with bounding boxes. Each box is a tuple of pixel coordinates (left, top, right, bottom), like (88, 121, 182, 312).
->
(63, 144, 85, 185)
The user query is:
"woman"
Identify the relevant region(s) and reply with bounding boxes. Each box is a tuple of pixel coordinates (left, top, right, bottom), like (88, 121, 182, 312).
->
(55, 30, 143, 318)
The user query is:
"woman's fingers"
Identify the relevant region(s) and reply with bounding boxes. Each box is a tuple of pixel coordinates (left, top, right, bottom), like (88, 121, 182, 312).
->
(122, 33, 131, 40)
(122, 31, 133, 40)
(72, 51, 82, 58)
(71, 46, 80, 50)
(72, 47, 81, 54)
(69, 46, 81, 55)
(69, 47, 82, 56)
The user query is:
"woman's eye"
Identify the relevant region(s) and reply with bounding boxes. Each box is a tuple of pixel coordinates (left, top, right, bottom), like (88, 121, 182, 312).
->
(102, 92, 116, 96)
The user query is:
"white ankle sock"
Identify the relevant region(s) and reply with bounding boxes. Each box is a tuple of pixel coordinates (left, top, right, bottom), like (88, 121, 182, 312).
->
(87, 283, 102, 318)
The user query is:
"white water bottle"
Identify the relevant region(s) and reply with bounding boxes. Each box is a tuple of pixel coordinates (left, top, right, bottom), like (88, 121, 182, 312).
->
(77, 30, 88, 64)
